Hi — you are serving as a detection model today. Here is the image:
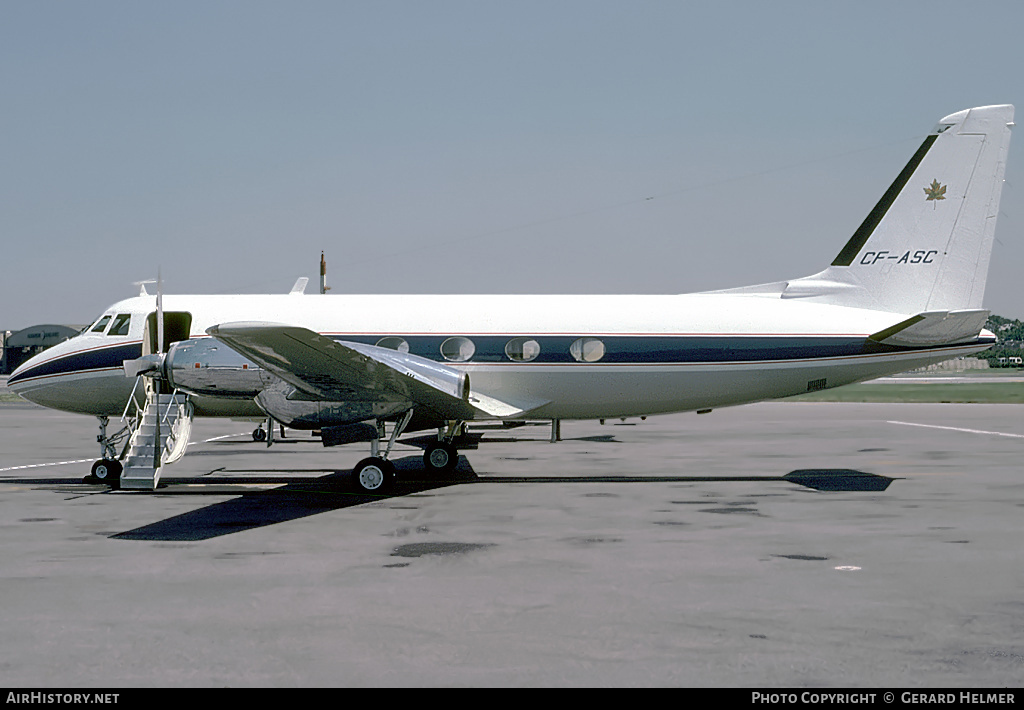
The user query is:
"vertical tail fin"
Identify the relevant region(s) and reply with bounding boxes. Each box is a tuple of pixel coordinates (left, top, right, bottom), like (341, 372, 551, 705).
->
(785, 104, 1014, 314)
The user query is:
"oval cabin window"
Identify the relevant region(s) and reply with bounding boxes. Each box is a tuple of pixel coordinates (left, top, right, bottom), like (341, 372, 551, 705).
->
(505, 337, 541, 362)
(569, 337, 605, 363)
(440, 337, 475, 362)
(375, 336, 410, 353)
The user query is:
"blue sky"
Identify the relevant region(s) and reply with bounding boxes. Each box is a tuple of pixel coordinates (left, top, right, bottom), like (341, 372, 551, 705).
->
(2, 0, 1021, 328)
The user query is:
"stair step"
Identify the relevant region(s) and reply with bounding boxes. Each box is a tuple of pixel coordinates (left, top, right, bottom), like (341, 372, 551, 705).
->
(118, 390, 192, 490)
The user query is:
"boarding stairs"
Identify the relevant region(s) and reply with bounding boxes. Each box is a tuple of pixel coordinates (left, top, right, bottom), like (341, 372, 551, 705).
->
(120, 386, 193, 490)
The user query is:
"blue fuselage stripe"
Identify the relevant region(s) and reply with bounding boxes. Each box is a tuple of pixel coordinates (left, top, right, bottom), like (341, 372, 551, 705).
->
(10, 334, 995, 386)
(327, 334, 979, 363)
(8, 343, 144, 385)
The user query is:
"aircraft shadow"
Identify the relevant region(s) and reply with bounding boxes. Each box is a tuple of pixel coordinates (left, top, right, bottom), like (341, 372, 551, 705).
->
(105, 464, 892, 542)
(111, 456, 474, 542)
(465, 469, 894, 491)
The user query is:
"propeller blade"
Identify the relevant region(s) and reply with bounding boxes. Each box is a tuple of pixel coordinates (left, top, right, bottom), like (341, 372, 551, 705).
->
(123, 354, 165, 379)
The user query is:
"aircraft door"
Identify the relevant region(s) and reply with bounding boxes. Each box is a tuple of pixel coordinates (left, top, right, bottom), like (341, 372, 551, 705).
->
(144, 312, 193, 356)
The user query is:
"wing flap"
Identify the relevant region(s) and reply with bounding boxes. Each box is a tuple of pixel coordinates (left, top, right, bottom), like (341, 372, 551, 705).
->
(467, 391, 539, 418)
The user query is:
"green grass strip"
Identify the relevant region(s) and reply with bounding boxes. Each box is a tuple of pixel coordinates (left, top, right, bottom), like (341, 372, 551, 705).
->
(789, 382, 1024, 404)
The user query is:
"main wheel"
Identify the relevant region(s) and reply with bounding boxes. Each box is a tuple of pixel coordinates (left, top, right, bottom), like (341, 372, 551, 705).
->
(252, 427, 267, 442)
(89, 459, 122, 489)
(423, 441, 458, 474)
(352, 457, 395, 494)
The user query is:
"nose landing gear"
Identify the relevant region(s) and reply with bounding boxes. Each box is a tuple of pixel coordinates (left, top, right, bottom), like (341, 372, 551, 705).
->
(86, 416, 128, 488)
(90, 458, 123, 489)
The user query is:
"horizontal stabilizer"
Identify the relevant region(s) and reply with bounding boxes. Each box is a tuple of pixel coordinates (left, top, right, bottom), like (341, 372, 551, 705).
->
(868, 309, 990, 347)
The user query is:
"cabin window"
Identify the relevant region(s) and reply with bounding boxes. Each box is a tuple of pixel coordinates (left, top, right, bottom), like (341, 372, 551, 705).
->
(440, 337, 475, 362)
(375, 336, 410, 353)
(108, 314, 132, 336)
(569, 337, 605, 363)
(505, 337, 541, 362)
(91, 315, 112, 333)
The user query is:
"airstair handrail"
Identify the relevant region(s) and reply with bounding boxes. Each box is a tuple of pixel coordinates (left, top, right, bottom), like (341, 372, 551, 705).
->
(121, 376, 145, 423)
(161, 388, 182, 426)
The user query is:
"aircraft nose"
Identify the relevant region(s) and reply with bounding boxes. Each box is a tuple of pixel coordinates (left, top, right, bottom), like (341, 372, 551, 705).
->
(7, 354, 55, 406)
(7, 344, 89, 411)
(6, 340, 140, 415)
(9, 355, 37, 388)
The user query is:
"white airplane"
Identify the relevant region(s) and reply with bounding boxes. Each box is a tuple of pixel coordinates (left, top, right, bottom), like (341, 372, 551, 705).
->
(9, 104, 1014, 494)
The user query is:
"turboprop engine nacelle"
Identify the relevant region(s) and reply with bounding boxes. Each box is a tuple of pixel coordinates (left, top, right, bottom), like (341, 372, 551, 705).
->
(254, 380, 412, 430)
(149, 339, 413, 430)
(162, 338, 271, 398)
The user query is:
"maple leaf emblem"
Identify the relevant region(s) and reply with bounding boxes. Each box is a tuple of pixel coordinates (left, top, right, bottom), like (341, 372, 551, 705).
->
(924, 179, 947, 207)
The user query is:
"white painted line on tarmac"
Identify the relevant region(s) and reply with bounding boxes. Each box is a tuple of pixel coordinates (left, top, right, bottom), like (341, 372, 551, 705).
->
(888, 421, 1024, 439)
(0, 458, 94, 473)
(202, 432, 252, 443)
(0, 432, 252, 472)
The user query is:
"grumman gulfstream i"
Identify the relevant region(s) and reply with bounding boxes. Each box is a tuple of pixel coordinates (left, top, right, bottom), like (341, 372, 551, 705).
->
(9, 105, 1014, 493)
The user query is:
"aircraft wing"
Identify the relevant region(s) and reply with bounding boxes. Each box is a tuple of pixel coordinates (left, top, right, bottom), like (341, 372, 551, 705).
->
(868, 309, 991, 347)
(206, 322, 546, 419)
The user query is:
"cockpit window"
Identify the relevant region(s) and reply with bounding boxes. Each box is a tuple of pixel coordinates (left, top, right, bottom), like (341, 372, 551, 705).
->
(108, 314, 131, 336)
(80, 316, 104, 334)
(91, 315, 112, 333)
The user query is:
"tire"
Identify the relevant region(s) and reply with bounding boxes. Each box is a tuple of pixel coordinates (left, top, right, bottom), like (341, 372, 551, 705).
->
(90, 459, 123, 489)
(423, 441, 458, 474)
(352, 457, 395, 494)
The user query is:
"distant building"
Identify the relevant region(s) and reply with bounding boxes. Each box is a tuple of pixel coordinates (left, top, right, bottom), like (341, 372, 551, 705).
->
(1, 325, 82, 374)
(0, 331, 9, 375)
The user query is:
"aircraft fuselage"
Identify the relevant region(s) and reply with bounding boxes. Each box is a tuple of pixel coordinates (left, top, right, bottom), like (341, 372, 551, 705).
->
(9, 292, 995, 420)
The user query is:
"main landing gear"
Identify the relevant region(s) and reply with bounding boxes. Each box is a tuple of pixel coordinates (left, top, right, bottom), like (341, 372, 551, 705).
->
(350, 410, 412, 495)
(422, 421, 463, 475)
(350, 412, 462, 494)
(423, 440, 458, 473)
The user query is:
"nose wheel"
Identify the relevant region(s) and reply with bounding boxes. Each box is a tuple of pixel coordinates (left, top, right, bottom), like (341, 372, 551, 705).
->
(87, 416, 127, 487)
(88, 459, 122, 489)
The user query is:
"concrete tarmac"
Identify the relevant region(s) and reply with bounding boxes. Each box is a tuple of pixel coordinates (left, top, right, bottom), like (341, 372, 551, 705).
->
(0, 400, 1022, 687)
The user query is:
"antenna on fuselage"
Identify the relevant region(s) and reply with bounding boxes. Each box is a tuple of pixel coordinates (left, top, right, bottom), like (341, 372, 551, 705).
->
(320, 252, 330, 294)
